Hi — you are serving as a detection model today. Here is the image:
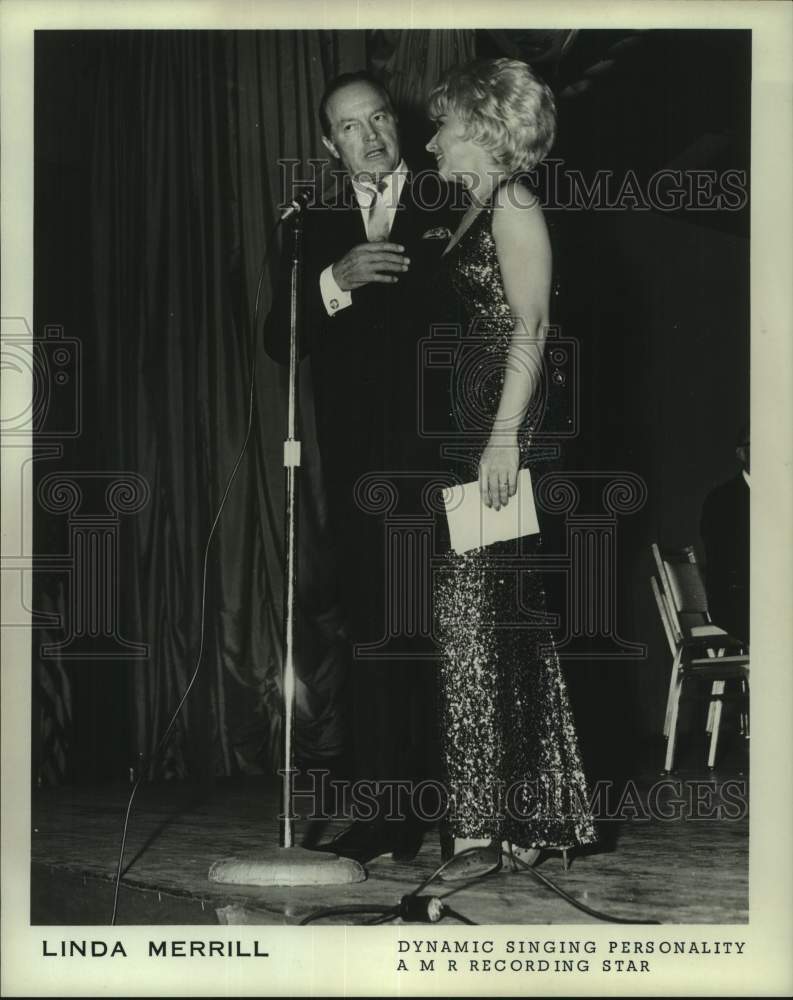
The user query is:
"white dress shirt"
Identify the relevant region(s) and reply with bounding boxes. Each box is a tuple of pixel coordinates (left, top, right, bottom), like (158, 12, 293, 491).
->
(319, 161, 409, 316)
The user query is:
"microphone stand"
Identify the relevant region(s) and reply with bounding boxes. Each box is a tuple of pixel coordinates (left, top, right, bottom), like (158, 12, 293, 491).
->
(209, 204, 364, 889)
(282, 205, 303, 849)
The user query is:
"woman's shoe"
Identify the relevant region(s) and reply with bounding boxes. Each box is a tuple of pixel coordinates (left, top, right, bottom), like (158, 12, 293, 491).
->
(506, 842, 575, 872)
(504, 842, 541, 871)
(438, 839, 502, 882)
(551, 845, 575, 871)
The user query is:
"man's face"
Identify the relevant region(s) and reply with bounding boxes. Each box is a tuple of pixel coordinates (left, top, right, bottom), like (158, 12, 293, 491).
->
(322, 81, 400, 182)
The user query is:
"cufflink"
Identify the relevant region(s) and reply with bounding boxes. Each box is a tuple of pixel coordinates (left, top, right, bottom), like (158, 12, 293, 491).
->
(330, 298, 339, 310)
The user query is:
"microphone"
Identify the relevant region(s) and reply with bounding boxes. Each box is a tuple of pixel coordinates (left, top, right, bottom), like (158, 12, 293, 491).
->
(279, 190, 313, 222)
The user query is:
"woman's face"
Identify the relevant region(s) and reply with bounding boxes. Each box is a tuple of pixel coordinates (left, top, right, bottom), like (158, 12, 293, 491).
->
(426, 108, 495, 189)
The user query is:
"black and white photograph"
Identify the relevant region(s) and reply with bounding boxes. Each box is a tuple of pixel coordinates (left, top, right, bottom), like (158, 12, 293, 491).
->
(2, 1, 791, 996)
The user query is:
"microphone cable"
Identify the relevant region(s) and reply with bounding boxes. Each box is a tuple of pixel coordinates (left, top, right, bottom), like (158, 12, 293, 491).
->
(300, 844, 661, 926)
(110, 214, 287, 925)
(399, 844, 660, 925)
(298, 848, 496, 926)
(504, 847, 660, 925)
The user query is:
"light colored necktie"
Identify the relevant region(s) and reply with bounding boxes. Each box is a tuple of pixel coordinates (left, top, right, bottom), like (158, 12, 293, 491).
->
(367, 181, 391, 243)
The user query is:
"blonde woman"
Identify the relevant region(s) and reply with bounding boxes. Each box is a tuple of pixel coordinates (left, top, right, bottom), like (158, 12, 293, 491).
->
(425, 58, 596, 877)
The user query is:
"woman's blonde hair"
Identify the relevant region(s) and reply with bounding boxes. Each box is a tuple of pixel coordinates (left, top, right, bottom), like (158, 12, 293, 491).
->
(428, 57, 556, 172)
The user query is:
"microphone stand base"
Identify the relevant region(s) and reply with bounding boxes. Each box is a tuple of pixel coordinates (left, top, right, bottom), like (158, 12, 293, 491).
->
(208, 847, 366, 887)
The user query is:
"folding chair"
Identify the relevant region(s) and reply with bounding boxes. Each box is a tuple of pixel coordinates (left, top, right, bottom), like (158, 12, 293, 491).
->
(650, 543, 749, 772)
(651, 543, 725, 736)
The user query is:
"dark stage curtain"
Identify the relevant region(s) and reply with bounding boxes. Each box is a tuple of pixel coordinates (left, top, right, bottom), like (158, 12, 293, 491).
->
(85, 30, 366, 779)
(33, 27, 478, 785)
(35, 29, 471, 783)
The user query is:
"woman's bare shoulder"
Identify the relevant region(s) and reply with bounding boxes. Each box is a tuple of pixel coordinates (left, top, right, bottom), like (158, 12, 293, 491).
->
(492, 179, 547, 243)
(494, 178, 541, 212)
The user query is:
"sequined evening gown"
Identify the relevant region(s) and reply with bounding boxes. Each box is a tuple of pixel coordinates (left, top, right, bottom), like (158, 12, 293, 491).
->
(433, 194, 596, 851)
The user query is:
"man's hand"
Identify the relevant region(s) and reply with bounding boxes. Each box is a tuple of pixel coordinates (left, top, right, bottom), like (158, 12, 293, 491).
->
(331, 243, 410, 291)
(479, 440, 519, 511)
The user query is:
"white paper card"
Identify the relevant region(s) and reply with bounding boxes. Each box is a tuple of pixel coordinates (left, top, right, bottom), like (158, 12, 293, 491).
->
(442, 467, 540, 554)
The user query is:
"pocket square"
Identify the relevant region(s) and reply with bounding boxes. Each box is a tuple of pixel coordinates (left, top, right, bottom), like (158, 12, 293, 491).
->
(421, 226, 452, 240)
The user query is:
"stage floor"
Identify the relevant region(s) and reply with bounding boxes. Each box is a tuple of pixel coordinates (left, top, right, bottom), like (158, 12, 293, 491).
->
(31, 760, 748, 927)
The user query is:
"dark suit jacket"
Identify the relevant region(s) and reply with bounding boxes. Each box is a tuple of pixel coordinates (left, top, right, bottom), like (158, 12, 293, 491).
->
(264, 171, 452, 509)
(263, 170, 452, 786)
(700, 473, 749, 643)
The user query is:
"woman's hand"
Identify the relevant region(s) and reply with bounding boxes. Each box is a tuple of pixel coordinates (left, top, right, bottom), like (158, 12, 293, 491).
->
(479, 439, 519, 510)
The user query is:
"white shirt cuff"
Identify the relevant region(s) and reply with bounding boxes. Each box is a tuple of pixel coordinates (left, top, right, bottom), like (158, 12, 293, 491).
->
(320, 265, 352, 316)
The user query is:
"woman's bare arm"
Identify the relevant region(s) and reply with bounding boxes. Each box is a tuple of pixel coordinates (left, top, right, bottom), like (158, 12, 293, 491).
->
(479, 184, 552, 509)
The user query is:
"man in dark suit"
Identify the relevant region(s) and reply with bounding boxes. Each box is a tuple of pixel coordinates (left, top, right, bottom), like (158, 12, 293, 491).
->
(700, 429, 750, 644)
(264, 71, 452, 864)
